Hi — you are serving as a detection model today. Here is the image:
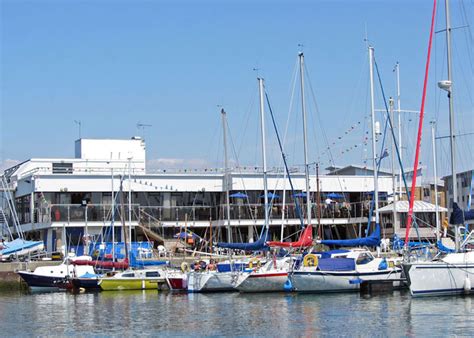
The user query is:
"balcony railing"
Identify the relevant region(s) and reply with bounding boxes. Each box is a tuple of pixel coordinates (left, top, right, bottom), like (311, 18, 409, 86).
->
(11, 200, 385, 227)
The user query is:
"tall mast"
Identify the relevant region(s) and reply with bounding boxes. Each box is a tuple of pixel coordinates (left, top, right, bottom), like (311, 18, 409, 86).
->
(119, 177, 129, 262)
(111, 168, 115, 265)
(395, 62, 403, 199)
(368, 46, 380, 227)
(389, 97, 397, 236)
(441, 0, 459, 250)
(258, 78, 270, 231)
(431, 121, 440, 242)
(298, 52, 312, 227)
(280, 168, 287, 242)
(128, 157, 132, 243)
(221, 109, 232, 242)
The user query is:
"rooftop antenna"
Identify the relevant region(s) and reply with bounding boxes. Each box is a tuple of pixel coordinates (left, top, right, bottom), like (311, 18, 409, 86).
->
(74, 120, 82, 139)
(136, 122, 152, 138)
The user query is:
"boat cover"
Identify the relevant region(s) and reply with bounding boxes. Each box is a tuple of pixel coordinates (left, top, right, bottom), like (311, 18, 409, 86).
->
(320, 223, 381, 247)
(318, 257, 355, 271)
(0, 238, 44, 255)
(267, 224, 314, 248)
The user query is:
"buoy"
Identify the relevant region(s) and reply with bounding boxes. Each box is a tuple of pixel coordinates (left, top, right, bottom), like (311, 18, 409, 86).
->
(464, 276, 471, 293)
(283, 279, 293, 292)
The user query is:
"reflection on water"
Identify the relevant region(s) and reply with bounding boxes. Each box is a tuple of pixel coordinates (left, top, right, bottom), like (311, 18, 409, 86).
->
(1, 289, 473, 336)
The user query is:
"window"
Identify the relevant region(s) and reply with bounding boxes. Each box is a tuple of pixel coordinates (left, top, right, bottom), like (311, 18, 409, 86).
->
(145, 271, 160, 277)
(356, 253, 374, 265)
(52, 162, 73, 174)
(122, 273, 135, 278)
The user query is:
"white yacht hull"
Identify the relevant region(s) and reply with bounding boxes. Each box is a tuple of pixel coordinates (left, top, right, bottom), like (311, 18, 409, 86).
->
(235, 271, 288, 293)
(187, 271, 236, 292)
(291, 269, 401, 293)
(405, 257, 474, 296)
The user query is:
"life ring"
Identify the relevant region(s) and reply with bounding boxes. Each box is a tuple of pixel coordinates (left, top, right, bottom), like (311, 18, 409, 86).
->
(181, 262, 190, 273)
(249, 258, 261, 269)
(303, 254, 318, 267)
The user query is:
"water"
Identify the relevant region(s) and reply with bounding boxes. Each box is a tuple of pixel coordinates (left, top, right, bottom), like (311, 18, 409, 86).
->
(1, 290, 473, 336)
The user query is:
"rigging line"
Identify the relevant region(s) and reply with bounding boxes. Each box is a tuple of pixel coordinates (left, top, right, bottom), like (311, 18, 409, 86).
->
(227, 119, 257, 223)
(305, 65, 349, 203)
(265, 91, 305, 229)
(373, 57, 422, 242)
(237, 90, 257, 160)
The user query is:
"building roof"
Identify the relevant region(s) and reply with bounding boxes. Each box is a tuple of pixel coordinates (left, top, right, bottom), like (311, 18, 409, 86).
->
(378, 200, 448, 213)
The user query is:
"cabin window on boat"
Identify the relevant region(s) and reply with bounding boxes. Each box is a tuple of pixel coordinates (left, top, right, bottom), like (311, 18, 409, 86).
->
(145, 271, 160, 277)
(122, 273, 135, 278)
(356, 253, 374, 265)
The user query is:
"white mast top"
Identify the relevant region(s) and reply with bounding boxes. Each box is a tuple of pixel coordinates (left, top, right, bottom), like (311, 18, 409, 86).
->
(298, 52, 312, 227)
(258, 78, 270, 230)
(368, 46, 380, 226)
(221, 108, 232, 242)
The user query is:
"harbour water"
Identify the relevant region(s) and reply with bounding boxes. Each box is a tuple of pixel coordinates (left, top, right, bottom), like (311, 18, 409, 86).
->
(1, 290, 473, 336)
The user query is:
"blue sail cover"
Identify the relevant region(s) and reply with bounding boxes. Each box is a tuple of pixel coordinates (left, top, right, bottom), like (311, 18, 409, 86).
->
(392, 235, 430, 250)
(217, 230, 269, 251)
(320, 223, 381, 247)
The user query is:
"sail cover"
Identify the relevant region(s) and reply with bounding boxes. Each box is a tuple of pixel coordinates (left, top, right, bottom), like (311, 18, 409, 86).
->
(319, 223, 381, 247)
(217, 229, 269, 251)
(267, 224, 314, 248)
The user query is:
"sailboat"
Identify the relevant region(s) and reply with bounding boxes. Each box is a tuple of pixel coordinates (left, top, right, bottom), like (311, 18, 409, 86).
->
(235, 52, 314, 293)
(403, 0, 474, 297)
(289, 46, 402, 293)
(187, 80, 271, 292)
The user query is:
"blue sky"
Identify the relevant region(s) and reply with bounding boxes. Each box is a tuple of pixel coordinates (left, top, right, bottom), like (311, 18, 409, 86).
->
(1, 0, 473, 179)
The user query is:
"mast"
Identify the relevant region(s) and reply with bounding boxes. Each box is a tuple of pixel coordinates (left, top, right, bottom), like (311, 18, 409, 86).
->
(443, 0, 459, 250)
(128, 157, 132, 243)
(368, 46, 380, 227)
(119, 177, 129, 262)
(316, 163, 322, 238)
(221, 109, 232, 243)
(258, 78, 270, 232)
(298, 52, 312, 227)
(389, 97, 397, 235)
(431, 121, 440, 242)
(111, 168, 115, 265)
(395, 62, 403, 199)
(280, 168, 287, 242)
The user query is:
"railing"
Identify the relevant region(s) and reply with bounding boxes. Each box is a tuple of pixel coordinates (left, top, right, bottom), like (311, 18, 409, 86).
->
(12, 200, 386, 227)
(40, 204, 141, 223)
